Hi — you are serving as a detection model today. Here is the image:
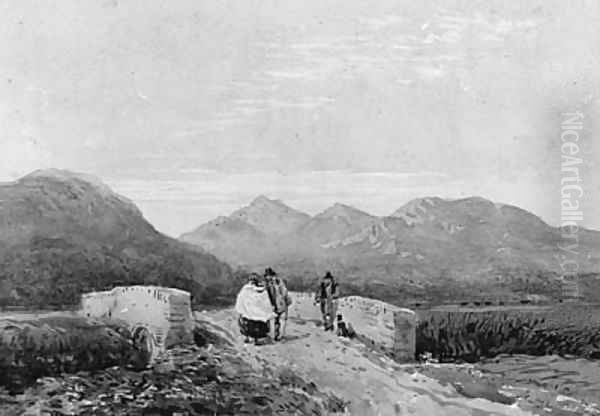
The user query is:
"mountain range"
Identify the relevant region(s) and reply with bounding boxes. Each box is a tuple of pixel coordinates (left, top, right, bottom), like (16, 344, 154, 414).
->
(0, 169, 238, 308)
(2, 169, 599, 308)
(180, 195, 600, 303)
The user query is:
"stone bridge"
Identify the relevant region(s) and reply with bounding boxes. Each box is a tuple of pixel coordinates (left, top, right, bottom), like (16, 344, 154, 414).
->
(79, 285, 194, 358)
(288, 292, 417, 361)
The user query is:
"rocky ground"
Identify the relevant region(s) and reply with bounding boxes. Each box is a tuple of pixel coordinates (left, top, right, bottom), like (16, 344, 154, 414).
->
(0, 339, 346, 415)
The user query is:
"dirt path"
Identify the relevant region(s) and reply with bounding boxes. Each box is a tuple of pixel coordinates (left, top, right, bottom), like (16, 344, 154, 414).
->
(197, 308, 534, 416)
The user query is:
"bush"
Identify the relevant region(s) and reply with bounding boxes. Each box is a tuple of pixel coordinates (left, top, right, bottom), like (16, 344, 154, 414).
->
(416, 305, 600, 362)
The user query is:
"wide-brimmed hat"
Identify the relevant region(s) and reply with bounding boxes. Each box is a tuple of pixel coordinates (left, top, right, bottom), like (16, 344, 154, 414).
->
(324, 271, 333, 279)
(264, 267, 277, 277)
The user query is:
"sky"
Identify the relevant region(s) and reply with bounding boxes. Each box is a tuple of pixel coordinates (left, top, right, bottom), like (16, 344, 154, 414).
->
(1, 0, 599, 236)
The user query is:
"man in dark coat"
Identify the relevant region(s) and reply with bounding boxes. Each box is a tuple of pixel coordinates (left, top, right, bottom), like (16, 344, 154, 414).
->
(264, 267, 291, 341)
(314, 271, 338, 331)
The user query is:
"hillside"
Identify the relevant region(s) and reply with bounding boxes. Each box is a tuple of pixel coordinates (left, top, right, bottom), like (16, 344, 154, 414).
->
(230, 195, 310, 235)
(181, 195, 600, 303)
(181, 195, 312, 265)
(180, 216, 269, 265)
(0, 169, 238, 308)
(298, 203, 377, 246)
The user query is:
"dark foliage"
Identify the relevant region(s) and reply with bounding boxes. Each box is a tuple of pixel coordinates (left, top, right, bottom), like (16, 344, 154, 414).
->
(416, 305, 600, 362)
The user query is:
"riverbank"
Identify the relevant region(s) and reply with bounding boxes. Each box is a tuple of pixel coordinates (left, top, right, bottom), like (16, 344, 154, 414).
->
(415, 355, 600, 415)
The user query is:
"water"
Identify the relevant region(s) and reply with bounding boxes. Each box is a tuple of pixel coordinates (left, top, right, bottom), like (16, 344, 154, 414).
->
(478, 354, 600, 414)
(479, 354, 600, 402)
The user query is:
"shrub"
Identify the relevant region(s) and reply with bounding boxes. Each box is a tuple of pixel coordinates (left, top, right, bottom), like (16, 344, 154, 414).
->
(415, 305, 600, 362)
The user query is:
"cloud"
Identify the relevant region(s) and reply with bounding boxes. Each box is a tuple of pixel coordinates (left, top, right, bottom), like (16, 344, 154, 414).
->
(247, 8, 542, 90)
(266, 97, 335, 109)
(423, 33, 443, 44)
(167, 8, 543, 144)
(359, 15, 406, 30)
(432, 11, 539, 45)
(264, 69, 324, 80)
(173, 118, 240, 137)
(415, 65, 445, 79)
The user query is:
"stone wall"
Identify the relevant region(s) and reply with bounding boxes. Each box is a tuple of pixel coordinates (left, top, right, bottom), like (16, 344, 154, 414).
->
(79, 286, 193, 352)
(288, 292, 416, 361)
(392, 309, 417, 362)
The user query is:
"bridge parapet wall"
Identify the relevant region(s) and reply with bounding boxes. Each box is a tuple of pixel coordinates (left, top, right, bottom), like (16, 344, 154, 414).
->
(79, 286, 193, 351)
(288, 292, 416, 361)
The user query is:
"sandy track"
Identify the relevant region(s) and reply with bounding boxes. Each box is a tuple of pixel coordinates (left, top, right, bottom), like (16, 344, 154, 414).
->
(197, 307, 534, 416)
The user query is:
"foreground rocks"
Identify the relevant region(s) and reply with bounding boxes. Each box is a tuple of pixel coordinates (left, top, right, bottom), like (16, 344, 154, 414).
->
(0, 315, 146, 394)
(0, 342, 347, 416)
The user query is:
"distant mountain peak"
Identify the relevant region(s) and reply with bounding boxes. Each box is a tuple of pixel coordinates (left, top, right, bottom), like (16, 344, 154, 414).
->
(229, 195, 310, 235)
(247, 194, 296, 210)
(391, 196, 442, 213)
(239, 195, 301, 214)
(319, 203, 373, 219)
(251, 194, 274, 204)
(250, 195, 275, 206)
(332, 202, 351, 209)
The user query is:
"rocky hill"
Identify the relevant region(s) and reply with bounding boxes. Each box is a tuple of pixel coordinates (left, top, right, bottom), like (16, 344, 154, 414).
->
(229, 195, 310, 236)
(297, 203, 377, 246)
(180, 195, 310, 265)
(181, 216, 269, 265)
(180, 195, 600, 303)
(0, 169, 238, 308)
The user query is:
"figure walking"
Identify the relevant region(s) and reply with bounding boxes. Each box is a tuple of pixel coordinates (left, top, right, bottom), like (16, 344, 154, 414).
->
(235, 273, 275, 345)
(264, 267, 291, 341)
(315, 271, 338, 331)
